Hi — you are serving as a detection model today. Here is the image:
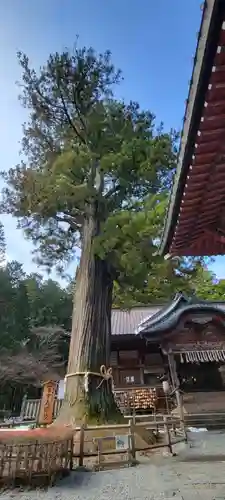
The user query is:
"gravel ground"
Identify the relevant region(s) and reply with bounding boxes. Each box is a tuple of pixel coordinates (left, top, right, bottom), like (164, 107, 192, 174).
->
(1, 431, 225, 500)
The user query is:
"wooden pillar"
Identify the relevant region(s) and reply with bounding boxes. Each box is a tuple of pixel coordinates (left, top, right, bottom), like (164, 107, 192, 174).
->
(138, 350, 144, 385)
(167, 352, 179, 390)
(168, 353, 185, 430)
(140, 367, 144, 385)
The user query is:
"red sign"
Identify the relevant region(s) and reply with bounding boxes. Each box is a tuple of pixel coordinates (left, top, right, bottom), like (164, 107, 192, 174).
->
(38, 381, 57, 425)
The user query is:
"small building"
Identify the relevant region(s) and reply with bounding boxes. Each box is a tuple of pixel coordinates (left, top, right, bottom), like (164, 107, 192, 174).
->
(23, 294, 225, 420)
(110, 304, 165, 413)
(137, 293, 225, 413)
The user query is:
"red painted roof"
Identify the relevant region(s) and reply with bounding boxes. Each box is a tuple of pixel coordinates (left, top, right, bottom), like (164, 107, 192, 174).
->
(160, 0, 225, 256)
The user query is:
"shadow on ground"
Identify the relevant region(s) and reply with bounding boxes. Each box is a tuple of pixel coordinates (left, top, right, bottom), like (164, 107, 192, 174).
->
(56, 470, 97, 490)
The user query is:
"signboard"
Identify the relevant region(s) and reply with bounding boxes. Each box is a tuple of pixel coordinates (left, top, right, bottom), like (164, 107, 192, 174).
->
(38, 381, 57, 425)
(94, 436, 116, 453)
(115, 434, 130, 451)
(57, 379, 65, 400)
(94, 434, 130, 453)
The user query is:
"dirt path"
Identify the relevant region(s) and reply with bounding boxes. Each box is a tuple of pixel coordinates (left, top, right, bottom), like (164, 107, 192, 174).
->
(1, 431, 225, 499)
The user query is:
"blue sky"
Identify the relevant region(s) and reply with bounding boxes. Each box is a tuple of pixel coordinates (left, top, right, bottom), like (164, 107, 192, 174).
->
(0, 0, 224, 281)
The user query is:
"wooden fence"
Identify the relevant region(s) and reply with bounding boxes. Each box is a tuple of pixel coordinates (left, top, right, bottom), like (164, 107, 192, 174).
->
(0, 434, 73, 487)
(18, 395, 225, 432)
(20, 396, 170, 423)
(20, 398, 62, 421)
(0, 416, 187, 485)
(69, 415, 187, 471)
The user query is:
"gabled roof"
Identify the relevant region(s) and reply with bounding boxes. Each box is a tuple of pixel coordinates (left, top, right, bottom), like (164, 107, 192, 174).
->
(137, 293, 225, 337)
(111, 306, 161, 336)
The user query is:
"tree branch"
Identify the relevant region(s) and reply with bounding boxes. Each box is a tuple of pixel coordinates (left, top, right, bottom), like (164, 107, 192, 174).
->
(71, 85, 88, 136)
(55, 213, 82, 231)
(55, 72, 86, 145)
(104, 183, 121, 199)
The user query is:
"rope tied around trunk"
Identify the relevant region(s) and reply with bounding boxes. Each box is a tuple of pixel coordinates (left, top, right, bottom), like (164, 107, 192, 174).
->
(96, 365, 113, 389)
(65, 365, 114, 394)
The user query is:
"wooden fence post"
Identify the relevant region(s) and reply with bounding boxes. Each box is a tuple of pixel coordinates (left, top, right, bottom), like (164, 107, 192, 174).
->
(176, 391, 188, 443)
(129, 419, 136, 463)
(69, 436, 74, 470)
(20, 393, 27, 421)
(97, 439, 102, 470)
(79, 425, 85, 467)
(163, 415, 173, 455)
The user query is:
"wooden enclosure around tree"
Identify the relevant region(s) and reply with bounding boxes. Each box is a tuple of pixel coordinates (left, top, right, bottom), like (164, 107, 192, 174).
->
(0, 427, 74, 487)
(64, 416, 186, 471)
(0, 415, 186, 486)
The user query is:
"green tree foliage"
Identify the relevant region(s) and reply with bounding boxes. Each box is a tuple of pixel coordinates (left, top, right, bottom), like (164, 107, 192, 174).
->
(2, 50, 178, 277)
(25, 274, 72, 330)
(0, 257, 88, 413)
(0, 221, 6, 265)
(0, 260, 70, 414)
(0, 259, 72, 349)
(112, 257, 216, 307)
(0, 45, 221, 422)
(1, 49, 206, 299)
(191, 266, 225, 301)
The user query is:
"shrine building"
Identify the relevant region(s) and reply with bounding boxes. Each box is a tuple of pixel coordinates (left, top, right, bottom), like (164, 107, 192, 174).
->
(160, 0, 225, 257)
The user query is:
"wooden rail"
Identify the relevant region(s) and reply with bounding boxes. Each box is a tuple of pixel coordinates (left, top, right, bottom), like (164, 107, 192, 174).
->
(20, 398, 172, 423)
(69, 416, 187, 470)
(0, 415, 187, 477)
(20, 398, 62, 421)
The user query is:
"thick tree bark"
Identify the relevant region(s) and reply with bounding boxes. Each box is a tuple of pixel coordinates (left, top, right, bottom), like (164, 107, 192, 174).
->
(56, 215, 122, 425)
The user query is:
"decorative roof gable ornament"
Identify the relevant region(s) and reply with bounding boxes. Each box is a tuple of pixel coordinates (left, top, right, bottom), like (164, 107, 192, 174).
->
(136, 292, 225, 338)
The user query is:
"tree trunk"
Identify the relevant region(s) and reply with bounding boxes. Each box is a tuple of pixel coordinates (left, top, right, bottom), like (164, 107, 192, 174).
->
(56, 215, 122, 425)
